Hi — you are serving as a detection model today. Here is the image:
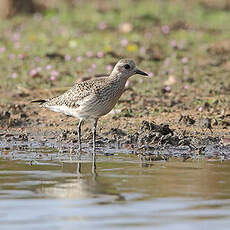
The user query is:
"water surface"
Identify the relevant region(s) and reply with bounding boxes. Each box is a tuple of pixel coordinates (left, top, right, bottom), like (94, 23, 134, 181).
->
(0, 145, 230, 230)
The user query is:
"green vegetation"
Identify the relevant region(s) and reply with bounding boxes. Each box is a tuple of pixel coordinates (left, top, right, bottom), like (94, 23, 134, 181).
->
(0, 0, 229, 115)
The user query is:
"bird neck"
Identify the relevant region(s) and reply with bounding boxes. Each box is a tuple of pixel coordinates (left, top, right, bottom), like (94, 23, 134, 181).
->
(110, 72, 128, 88)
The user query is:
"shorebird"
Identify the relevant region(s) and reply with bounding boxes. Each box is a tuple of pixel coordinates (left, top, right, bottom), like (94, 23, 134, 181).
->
(32, 59, 148, 154)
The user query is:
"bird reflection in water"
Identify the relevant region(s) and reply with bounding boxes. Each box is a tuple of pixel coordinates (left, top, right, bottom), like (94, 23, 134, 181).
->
(40, 157, 124, 202)
(76, 154, 96, 175)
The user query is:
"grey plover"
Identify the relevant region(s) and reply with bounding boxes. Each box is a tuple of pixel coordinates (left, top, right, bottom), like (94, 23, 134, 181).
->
(32, 59, 148, 154)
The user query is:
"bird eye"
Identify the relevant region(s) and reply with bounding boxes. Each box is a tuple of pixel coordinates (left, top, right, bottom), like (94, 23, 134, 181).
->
(124, 64, 130, 70)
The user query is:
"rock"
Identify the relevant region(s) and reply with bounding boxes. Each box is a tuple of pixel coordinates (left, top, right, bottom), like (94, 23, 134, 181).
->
(141, 120, 174, 136)
(109, 128, 127, 137)
(197, 117, 212, 129)
(178, 115, 195, 126)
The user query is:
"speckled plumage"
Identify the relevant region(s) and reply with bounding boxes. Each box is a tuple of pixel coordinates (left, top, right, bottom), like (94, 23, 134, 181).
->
(41, 76, 126, 119)
(32, 59, 148, 153)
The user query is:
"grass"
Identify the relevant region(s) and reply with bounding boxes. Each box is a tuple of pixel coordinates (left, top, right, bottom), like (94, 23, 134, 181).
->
(0, 0, 230, 117)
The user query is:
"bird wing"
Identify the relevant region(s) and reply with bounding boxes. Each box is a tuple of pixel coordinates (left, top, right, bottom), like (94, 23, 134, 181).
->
(42, 77, 108, 108)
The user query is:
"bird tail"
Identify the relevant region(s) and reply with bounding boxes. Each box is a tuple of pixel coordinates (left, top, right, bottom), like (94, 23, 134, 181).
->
(31, 99, 47, 104)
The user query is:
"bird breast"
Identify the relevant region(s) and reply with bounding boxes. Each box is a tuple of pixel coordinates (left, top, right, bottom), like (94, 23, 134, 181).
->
(77, 79, 126, 118)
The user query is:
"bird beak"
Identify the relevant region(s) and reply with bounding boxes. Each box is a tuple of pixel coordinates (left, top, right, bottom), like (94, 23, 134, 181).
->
(135, 68, 148, 76)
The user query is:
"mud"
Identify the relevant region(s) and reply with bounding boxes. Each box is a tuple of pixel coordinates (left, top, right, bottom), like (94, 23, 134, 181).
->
(1, 74, 230, 163)
(1, 100, 230, 162)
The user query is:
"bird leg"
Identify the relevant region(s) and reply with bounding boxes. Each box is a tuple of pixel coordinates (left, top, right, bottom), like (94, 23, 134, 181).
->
(93, 118, 98, 155)
(76, 162, 81, 174)
(92, 153, 96, 174)
(78, 119, 83, 152)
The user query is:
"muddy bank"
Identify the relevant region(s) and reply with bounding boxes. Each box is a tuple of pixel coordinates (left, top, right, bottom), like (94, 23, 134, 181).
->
(1, 101, 230, 161)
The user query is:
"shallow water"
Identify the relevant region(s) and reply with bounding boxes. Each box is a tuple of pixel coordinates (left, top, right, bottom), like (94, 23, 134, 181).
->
(1, 145, 230, 230)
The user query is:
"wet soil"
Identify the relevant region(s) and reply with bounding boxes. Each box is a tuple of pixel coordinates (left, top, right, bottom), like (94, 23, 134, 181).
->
(1, 87, 230, 161)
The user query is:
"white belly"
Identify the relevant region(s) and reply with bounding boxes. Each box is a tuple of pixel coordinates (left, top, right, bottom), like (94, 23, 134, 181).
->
(45, 86, 124, 120)
(47, 105, 81, 118)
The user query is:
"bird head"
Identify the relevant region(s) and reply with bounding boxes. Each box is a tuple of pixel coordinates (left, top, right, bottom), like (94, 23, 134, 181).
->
(111, 59, 148, 79)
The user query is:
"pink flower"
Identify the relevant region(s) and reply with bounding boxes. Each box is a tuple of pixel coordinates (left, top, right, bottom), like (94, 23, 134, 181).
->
(148, 72, 154, 77)
(34, 56, 40, 62)
(86, 51, 93, 57)
(65, 55, 71, 61)
(139, 47, 145, 55)
(198, 107, 203, 112)
(106, 64, 113, 72)
(46, 65, 52, 70)
(12, 33, 20, 41)
(91, 63, 97, 69)
(50, 70, 59, 76)
(161, 25, 170, 34)
(98, 22, 107, 30)
(144, 32, 152, 39)
(18, 54, 24, 59)
(11, 72, 18, 78)
(9, 53, 15, 60)
(0, 47, 6, 53)
(177, 41, 184, 50)
(170, 40, 177, 48)
(181, 57, 188, 64)
(165, 86, 171, 92)
(121, 39, 128, 46)
(50, 75, 56, 81)
(183, 67, 189, 75)
(76, 56, 83, 62)
(24, 45, 30, 51)
(29, 69, 37, 77)
(97, 51, 104, 58)
(184, 85, 189, 89)
(36, 67, 42, 72)
(88, 68, 93, 73)
(164, 58, 170, 67)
